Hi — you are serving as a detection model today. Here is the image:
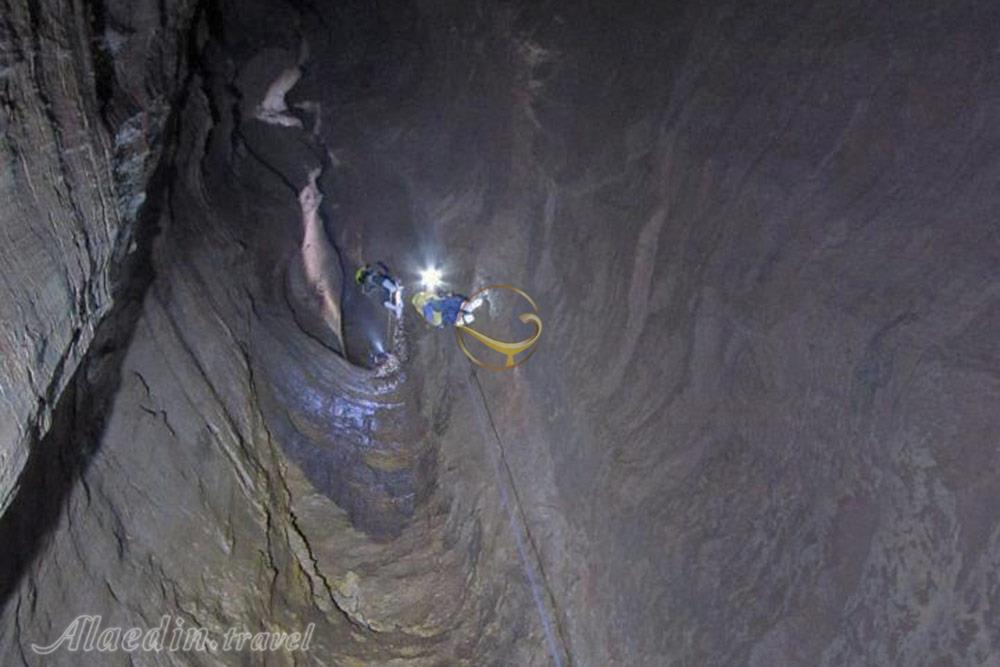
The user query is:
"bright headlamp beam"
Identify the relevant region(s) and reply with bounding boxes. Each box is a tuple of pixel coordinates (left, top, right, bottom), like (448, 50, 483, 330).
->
(420, 266, 443, 290)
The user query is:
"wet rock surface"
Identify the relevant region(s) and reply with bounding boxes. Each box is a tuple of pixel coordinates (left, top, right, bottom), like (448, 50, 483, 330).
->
(2, 0, 1000, 665)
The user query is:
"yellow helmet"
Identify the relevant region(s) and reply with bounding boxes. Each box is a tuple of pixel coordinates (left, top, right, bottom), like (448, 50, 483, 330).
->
(411, 291, 442, 326)
(411, 291, 431, 309)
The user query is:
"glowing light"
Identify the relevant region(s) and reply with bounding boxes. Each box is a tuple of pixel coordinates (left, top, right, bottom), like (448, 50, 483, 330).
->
(420, 266, 443, 290)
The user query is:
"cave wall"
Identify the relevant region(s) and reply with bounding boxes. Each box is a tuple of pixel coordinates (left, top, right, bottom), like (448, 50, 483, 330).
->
(1, 2, 557, 664)
(0, 0, 197, 512)
(457, 2, 1000, 663)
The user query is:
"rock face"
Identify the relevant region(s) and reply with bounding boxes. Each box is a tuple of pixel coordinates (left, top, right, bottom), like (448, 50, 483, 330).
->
(0, 0, 196, 513)
(2, 0, 1000, 665)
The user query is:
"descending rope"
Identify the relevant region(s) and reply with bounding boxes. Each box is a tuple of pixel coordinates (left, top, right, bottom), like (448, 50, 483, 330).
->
(467, 369, 571, 667)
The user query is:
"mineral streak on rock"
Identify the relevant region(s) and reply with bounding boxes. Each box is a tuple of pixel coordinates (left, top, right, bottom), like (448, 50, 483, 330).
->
(297, 168, 345, 350)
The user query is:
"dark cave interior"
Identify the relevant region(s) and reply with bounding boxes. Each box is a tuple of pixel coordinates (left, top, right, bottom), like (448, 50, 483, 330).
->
(1, 0, 1000, 665)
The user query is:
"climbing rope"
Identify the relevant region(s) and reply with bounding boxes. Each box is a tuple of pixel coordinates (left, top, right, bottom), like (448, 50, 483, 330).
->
(467, 369, 571, 667)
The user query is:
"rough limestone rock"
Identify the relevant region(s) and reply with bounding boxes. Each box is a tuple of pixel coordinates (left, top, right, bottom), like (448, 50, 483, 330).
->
(0, 0, 196, 513)
(1, 1, 999, 665)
